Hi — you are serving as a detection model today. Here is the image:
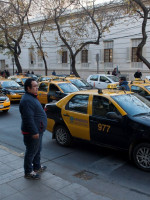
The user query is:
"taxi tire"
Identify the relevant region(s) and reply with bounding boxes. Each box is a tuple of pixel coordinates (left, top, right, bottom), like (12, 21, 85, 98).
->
(133, 143, 150, 172)
(55, 125, 72, 147)
(2, 110, 9, 113)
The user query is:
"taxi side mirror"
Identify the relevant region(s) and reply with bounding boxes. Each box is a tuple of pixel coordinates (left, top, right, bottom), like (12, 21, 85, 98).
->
(145, 96, 150, 101)
(106, 112, 122, 120)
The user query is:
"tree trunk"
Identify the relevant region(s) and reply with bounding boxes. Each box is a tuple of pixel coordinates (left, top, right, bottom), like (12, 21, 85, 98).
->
(71, 56, 79, 77)
(14, 54, 22, 73)
(43, 55, 48, 76)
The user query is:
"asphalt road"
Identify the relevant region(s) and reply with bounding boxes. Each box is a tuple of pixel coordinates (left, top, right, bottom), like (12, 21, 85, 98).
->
(0, 103, 150, 200)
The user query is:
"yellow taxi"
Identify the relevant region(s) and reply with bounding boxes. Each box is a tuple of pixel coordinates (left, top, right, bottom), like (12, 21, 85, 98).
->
(37, 79, 79, 105)
(64, 75, 93, 90)
(0, 80, 25, 101)
(129, 79, 150, 101)
(45, 89, 150, 171)
(0, 92, 10, 112)
(9, 76, 29, 86)
(38, 75, 58, 83)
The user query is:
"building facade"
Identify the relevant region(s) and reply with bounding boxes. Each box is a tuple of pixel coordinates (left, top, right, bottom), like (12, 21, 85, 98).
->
(0, 10, 150, 80)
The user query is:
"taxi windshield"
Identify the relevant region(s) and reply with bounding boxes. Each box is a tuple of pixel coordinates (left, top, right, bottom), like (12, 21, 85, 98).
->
(41, 77, 51, 81)
(145, 85, 150, 92)
(70, 79, 86, 88)
(108, 76, 119, 82)
(1, 81, 20, 88)
(112, 93, 150, 116)
(22, 78, 28, 84)
(58, 83, 79, 93)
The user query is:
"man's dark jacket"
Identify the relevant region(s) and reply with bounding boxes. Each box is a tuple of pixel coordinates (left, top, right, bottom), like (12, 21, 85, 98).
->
(19, 92, 47, 135)
(134, 71, 142, 78)
(119, 81, 130, 91)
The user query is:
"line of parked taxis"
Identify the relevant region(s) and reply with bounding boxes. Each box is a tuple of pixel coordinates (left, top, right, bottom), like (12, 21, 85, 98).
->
(1, 73, 150, 171)
(44, 75, 150, 171)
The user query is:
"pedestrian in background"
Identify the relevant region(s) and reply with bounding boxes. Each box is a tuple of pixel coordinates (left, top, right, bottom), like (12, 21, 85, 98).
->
(119, 76, 130, 91)
(19, 78, 47, 180)
(52, 70, 56, 75)
(112, 68, 117, 76)
(134, 70, 142, 79)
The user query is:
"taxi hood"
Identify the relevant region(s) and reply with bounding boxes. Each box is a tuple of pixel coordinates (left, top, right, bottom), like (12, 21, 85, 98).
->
(131, 114, 150, 127)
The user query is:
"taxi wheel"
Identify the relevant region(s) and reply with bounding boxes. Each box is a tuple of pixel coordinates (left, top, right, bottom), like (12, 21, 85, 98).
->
(55, 125, 72, 147)
(133, 143, 150, 171)
(2, 110, 9, 113)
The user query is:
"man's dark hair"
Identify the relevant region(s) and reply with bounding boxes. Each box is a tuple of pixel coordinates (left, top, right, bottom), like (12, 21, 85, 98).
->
(120, 76, 126, 81)
(24, 78, 36, 92)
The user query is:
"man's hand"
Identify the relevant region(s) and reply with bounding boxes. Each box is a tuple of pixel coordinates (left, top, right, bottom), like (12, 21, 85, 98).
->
(32, 134, 39, 139)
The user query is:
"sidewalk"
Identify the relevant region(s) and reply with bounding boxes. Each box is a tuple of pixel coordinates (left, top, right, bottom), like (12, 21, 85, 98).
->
(0, 145, 112, 200)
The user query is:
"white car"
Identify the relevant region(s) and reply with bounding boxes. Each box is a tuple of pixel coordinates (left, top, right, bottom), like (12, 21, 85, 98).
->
(145, 76, 150, 81)
(87, 74, 119, 89)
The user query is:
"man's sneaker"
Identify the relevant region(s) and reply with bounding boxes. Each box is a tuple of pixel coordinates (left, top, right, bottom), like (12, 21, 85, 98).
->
(35, 165, 47, 173)
(24, 171, 40, 180)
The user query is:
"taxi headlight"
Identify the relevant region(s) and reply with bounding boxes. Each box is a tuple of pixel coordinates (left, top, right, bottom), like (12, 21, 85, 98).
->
(10, 92, 16, 95)
(6, 97, 10, 102)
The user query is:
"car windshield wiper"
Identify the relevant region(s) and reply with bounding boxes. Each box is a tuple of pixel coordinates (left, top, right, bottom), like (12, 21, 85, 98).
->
(133, 112, 150, 117)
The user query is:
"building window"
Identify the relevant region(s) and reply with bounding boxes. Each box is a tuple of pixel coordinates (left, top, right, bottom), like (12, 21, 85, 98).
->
(81, 49, 88, 63)
(131, 39, 142, 62)
(29, 47, 35, 65)
(104, 41, 113, 63)
(132, 47, 141, 62)
(104, 49, 113, 62)
(62, 51, 67, 63)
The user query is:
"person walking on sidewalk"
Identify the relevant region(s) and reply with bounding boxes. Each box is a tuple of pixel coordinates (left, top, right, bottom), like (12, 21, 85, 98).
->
(19, 78, 47, 180)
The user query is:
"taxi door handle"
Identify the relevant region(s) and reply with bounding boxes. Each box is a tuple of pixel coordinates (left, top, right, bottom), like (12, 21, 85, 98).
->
(63, 114, 70, 117)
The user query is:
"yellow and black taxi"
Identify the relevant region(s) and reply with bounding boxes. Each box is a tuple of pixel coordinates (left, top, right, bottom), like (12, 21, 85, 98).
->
(0, 80, 25, 101)
(45, 89, 150, 171)
(9, 76, 29, 86)
(38, 75, 58, 83)
(0, 92, 10, 113)
(65, 75, 93, 90)
(129, 79, 150, 101)
(37, 79, 79, 105)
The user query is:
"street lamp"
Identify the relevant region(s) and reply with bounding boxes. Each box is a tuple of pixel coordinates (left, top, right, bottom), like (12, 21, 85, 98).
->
(12, 58, 14, 75)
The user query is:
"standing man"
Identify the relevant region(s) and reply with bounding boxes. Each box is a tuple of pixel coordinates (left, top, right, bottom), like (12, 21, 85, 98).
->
(112, 68, 117, 76)
(134, 69, 142, 79)
(19, 78, 47, 179)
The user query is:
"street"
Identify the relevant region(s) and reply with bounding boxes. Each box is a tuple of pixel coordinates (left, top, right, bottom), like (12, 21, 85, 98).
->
(0, 103, 150, 200)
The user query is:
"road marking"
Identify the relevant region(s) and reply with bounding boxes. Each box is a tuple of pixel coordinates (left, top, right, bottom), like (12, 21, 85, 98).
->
(0, 145, 24, 157)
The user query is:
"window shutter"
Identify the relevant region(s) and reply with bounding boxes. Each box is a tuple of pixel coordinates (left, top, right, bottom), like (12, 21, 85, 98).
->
(100, 49, 104, 63)
(76, 52, 81, 64)
(142, 46, 146, 57)
(57, 50, 62, 64)
(126, 47, 131, 63)
(88, 50, 91, 63)
(68, 51, 70, 64)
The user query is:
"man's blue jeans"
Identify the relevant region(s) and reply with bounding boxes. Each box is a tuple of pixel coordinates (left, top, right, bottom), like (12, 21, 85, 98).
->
(23, 134, 43, 174)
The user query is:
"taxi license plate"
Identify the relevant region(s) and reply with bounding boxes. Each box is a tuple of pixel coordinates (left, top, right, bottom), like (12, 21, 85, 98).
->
(0, 105, 4, 108)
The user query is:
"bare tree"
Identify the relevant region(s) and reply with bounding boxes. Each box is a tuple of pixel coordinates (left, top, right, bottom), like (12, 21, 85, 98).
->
(43, 0, 119, 77)
(27, 15, 49, 75)
(123, 0, 150, 69)
(0, 0, 32, 73)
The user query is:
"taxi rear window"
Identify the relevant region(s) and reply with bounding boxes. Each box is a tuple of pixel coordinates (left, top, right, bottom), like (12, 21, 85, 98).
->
(65, 94, 89, 114)
(145, 85, 150, 92)
(112, 93, 150, 116)
(58, 83, 79, 93)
